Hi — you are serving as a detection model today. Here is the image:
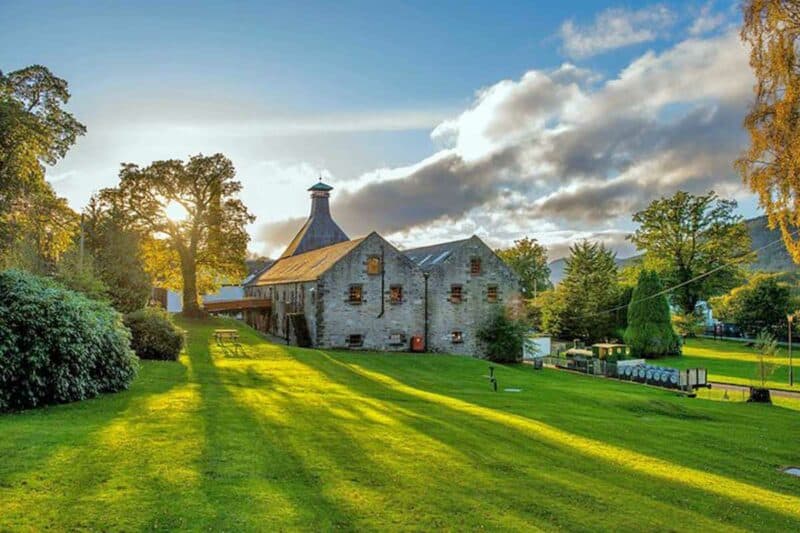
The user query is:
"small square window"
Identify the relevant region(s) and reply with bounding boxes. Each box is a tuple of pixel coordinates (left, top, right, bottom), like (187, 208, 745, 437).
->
(390, 285, 403, 304)
(451, 331, 463, 344)
(348, 334, 363, 347)
(366, 256, 382, 275)
(470, 257, 481, 276)
(450, 284, 463, 303)
(487, 285, 498, 303)
(349, 284, 363, 304)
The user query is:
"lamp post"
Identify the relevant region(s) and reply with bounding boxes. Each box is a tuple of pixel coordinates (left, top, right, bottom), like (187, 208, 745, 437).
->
(789, 313, 795, 387)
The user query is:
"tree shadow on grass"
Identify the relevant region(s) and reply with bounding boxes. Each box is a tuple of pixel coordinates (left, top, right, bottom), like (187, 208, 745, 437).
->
(216, 345, 715, 530)
(0, 359, 191, 529)
(281, 348, 800, 531)
(330, 350, 800, 491)
(200, 345, 549, 530)
(187, 332, 362, 530)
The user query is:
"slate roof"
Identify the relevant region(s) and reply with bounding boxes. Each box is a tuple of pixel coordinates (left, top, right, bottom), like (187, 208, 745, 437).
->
(279, 182, 349, 259)
(279, 216, 349, 259)
(242, 260, 275, 286)
(403, 238, 470, 271)
(254, 237, 366, 285)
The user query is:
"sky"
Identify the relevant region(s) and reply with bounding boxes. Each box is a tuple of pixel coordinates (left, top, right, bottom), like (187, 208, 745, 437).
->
(1, 0, 757, 260)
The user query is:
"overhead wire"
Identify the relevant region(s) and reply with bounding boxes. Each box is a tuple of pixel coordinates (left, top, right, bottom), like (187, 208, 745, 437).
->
(574, 229, 798, 320)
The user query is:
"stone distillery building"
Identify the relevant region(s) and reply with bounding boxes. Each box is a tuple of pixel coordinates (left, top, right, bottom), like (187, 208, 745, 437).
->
(244, 181, 520, 355)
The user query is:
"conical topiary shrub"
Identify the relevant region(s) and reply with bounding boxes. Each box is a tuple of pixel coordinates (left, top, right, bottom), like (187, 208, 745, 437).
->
(623, 270, 681, 358)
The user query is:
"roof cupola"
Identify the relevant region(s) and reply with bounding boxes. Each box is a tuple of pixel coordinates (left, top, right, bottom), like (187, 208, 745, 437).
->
(278, 180, 349, 259)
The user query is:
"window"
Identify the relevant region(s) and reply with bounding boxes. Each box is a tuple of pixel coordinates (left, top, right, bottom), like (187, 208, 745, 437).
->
(347, 334, 363, 347)
(451, 331, 463, 344)
(366, 256, 382, 275)
(450, 284, 463, 303)
(487, 285, 498, 303)
(470, 257, 481, 276)
(389, 332, 405, 345)
(390, 285, 403, 304)
(348, 284, 363, 304)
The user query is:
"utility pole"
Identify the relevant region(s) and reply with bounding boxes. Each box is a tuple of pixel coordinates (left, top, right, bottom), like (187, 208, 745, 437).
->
(789, 313, 795, 387)
(423, 272, 429, 351)
(79, 212, 85, 272)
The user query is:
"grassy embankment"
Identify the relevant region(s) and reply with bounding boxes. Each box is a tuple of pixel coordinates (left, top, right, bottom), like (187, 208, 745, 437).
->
(1, 318, 799, 530)
(666, 337, 800, 392)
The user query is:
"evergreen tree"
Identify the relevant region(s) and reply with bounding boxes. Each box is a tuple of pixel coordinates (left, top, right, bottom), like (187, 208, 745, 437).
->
(557, 241, 620, 342)
(624, 270, 681, 358)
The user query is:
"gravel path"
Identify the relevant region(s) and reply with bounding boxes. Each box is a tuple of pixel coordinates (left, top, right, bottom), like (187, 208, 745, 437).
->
(710, 382, 800, 400)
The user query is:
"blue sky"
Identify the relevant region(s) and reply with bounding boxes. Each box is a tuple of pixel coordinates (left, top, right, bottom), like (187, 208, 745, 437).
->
(1, 1, 752, 258)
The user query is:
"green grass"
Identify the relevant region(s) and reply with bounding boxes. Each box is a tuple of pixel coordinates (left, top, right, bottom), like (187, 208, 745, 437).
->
(1, 318, 799, 531)
(662, 338, 800, 391)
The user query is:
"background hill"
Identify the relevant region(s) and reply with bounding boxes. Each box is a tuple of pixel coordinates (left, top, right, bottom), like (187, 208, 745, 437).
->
(548, 216, 797, 285)
(745, 216, 796, 272)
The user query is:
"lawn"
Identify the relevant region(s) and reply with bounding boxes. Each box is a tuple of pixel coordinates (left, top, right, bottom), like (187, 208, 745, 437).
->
(664, 337, 800, 391)
(1, 319, 799, 531)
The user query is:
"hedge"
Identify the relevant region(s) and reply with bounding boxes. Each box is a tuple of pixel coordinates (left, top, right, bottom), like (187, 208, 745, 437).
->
(124, 307, 183, 361)
(0, 269, 138, 411)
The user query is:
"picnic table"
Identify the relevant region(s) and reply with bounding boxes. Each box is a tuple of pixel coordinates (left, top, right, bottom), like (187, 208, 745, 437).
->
(214, 329, 240, 344)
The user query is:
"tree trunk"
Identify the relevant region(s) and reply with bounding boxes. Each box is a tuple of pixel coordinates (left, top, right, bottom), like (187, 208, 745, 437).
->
(181, 254, 203, 317)
(676, 266, 698, 314)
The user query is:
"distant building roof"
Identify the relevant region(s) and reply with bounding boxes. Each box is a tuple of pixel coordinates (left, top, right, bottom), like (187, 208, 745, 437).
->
(242, 260, 275, 286)
(254, 237, 366, 285)
(403, 238, 471, 271)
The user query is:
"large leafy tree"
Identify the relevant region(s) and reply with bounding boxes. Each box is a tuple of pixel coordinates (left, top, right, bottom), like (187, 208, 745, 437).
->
(99, 154, 254, 316)
(710, 273, 795, 337)
(0, 65, 85, 260)
(535, 289, 566, 337)
(496, 237, 551, 297)
(737, 1, 800, 263)
(1, 191, 77, 273)
(545, 241, 620, 342)
(629, 191, 752, 314)
(624, 270, 681, 358)
(82, 197, 153, 313)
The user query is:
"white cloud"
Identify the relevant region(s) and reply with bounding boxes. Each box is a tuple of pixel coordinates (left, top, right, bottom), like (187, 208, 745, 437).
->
(560, 5, 676, 59)
(689, 2, 727, 36)
(260, 29, 755, 259)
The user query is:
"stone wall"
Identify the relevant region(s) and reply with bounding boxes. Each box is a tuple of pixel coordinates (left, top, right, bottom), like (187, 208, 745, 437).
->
(244, 281, 315, 340)
(425, 236, 520, 356)
(316, 232, 425, 350)
(244, 233, 520, 357)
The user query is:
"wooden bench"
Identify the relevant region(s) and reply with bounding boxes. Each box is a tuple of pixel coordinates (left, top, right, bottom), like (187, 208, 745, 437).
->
(214, 329, 240, 345)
